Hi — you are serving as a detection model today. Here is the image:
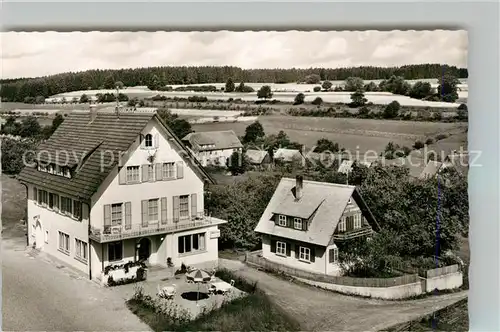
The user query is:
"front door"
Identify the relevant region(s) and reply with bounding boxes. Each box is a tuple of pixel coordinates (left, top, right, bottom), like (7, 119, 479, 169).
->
(138, 238, 151, 263)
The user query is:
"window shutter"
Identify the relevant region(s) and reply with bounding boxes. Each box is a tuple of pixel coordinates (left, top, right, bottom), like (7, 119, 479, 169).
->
(329, 249, 334, 263)
(33, 187, 37, 201)
(286, 242, 291, 256)
(155, 163, 163, 181)
(118, 167, 127, 184)
(104, 204, 111, 227)
(124, 202, 132, 230)
(310, 246, 316, 262)
(141, 164, 149, 182)
(273, 214, 279, 225)
(173, 196, 180, 223)
(295, 244, 300, 259)
(161, 197, 168, 224)
(176, 161, 184, 179)
(286, 216, 291, 228)
(190, 193, 197, 218)
(141, 200, 148, 227)
(154, 133, 159, 148)
(302, 220, 308, 231)
(270, 239, 276, 253)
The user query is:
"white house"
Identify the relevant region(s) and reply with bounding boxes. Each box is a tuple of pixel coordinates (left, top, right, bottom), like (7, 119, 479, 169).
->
(182, 130, 243, 167)
(18, 108, 227, 281)
(254, 176, 380, 276)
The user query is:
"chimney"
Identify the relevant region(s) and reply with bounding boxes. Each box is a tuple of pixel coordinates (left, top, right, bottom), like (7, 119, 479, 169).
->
(89, 104, 97, 122)
(295, 175, 303, 200)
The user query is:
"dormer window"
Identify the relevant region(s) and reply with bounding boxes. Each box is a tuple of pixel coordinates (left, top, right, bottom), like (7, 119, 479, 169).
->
(47, 165, 54, 174)
(278, 215, 287, 226)
(294, 218, 303, 230)
(64, 167, 71, 178)
(56, 165, 64, 176)
(144, 134, 153, 147)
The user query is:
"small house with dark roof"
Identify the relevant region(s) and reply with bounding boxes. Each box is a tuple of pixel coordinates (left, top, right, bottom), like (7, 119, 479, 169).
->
(182, 130, 243, 167)
(245, 149, 272, 167)
(17, 108, 226, 282)
(254, 175, 379, 276)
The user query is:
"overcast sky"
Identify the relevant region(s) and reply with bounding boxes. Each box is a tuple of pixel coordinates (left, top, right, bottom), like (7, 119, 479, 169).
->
(1, 30, 467, 79)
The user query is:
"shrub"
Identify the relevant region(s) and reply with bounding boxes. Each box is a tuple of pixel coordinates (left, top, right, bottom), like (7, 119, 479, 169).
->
(435, 133, 448, 141)
(425, 138, 434, 145)
(313, 86, 321, 92)
(311, 97, 323, 105)
(413, 140, 425, 149)
(457, 103, 468, 111)
(383, 100, 401, 119)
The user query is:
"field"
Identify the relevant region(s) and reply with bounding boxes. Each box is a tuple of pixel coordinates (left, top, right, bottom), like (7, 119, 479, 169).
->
(50, 80, 468, 109)
(193, 116, 468, 154)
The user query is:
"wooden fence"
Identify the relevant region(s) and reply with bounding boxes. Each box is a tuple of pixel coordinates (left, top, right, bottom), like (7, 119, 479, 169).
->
(246, 251, 419, 288)
(425, 264, 459, 278)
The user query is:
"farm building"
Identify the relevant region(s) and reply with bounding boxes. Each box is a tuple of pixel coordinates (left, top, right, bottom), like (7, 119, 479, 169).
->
(182, 130, 243, 167)
(254, 175, 380, 276)
(17, 109, 226, 282)
(273, 148, 306, 165)
(245, 149, 272, 167)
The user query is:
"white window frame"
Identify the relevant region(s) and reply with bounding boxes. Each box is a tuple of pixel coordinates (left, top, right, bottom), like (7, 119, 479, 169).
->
(111, 203, 123, 226)
(299, 246, 311, 262)
(75, 238, 88, 262)
(148, 198, 159, 222)
(144, 134, 153, 148)
(293, 218, 303, 230)
(354, 214, 361, 229)
(276, 241, 287, 256)
(60, 196, 73, 215)
(162, 162, 175, 179)
(126, 166, 140, 183)
(178, 232, 206, 254)
(179, 195, 189, 219)
(338, 217, 346, 232)
(329, 247, 339, 263)
(147, 164, 155, 181)
(278, 215, 287, 226)
(58, 231, 70, 254)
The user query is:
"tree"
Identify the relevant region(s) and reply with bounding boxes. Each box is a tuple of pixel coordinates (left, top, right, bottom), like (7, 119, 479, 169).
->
(314, 138, 340, 153)
(457, 103, 467, 111)
(457, 108, 468, 121)
(1, 138, 39, 174)
(225, 78, 235, 92)
(115, 81, 124, 89)
(313, 86, 321, 92)
(156, 108, 192, 139)
(51, 114, 64, 132)
(344, 77, 364, 92)
(382, 100, 401, 119)
(117, 93, 129, 102)
(304, 74, 321, 84)
(364, 82, 379, 92)
(18, 116, 42, 138)
(379, 75, 411, 95)
(227, 151, 248, 175)
(257, 85, 273, 99)
(413, 140, 425, 149)
(243, 121, 265, 144)
(409, 81, 433, 99)
(294, 93, 305, 105)
(1, 116, 21, 136)
(437, 74, 460, 102)
(350, 90, 368, 107)
(322, 81, 333, 91)
(35, 96, 45, 104)
(79, 94, 90, 103)
(311, 97, 323, 105)
(235, 82, 255, 93)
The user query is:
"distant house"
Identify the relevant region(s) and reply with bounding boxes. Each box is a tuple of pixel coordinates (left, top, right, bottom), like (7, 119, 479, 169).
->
(254, 176, 380, 276)
(374, 156, 427, 178)
(419, 151, 469, 179)
(273, 148, 306, 165)
(245, 149, 272, 167)
(17, 109, 227, 282)
(337, 160, 374, 174)
(182, 130, 243, 167)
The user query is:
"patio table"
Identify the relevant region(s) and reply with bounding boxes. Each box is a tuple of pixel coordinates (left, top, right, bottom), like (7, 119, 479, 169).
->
(210, 281, 232, 294)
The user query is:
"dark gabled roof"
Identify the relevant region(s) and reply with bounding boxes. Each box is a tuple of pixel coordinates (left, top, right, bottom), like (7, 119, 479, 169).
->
(17, 110, 214, 201)
(182, 130, 243, 151)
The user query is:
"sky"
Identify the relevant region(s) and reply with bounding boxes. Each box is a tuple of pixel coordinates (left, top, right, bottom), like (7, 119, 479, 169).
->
(1, 30, 467, 79)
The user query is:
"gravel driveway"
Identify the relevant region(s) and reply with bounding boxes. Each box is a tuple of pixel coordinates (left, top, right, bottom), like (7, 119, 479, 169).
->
(220, 258, 467, 331)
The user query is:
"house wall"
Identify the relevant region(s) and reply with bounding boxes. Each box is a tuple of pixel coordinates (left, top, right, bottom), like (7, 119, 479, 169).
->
(90, 241, 103, 280)
(196, 148, 242, 167)
(26, 184, 90, 275)
(261, 234, 329, 275)
(90, 118, 205, 229)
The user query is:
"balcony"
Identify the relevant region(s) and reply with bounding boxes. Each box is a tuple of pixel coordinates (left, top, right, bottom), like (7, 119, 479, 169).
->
(332, 226, 373, 241)
(89, 212, 227, 243)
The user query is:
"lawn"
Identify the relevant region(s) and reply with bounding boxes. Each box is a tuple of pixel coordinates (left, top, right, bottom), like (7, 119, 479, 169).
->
(1, 173, 27, 239)
(193, 116, 467, 154)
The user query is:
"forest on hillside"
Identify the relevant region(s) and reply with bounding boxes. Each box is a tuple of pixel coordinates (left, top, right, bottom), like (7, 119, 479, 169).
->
(1, 64, 467, 102)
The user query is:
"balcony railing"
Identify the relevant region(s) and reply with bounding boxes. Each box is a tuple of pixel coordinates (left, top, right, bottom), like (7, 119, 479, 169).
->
(333, 226, 373, 241)
(89, 211, 226, 243)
